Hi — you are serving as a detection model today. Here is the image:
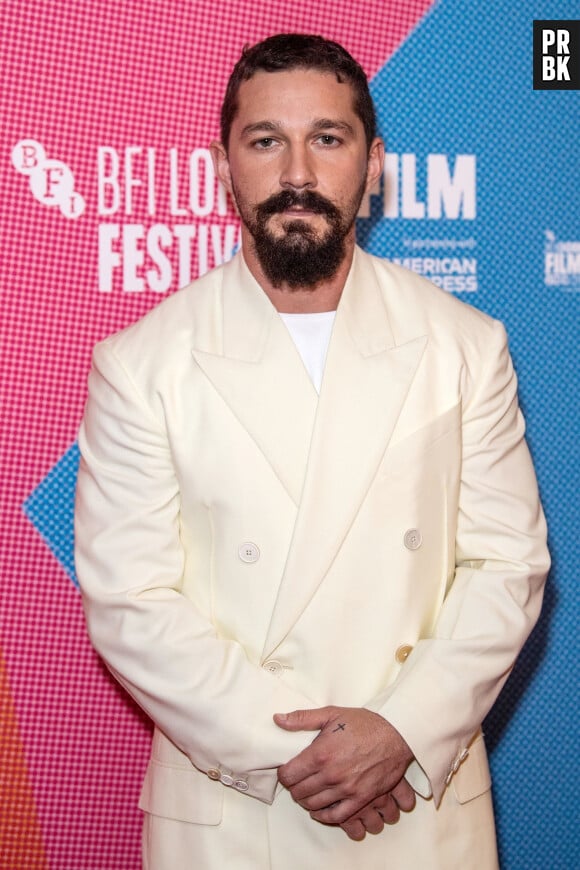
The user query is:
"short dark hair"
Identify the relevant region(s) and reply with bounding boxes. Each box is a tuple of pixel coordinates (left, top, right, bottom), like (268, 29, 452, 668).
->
(220, 33, 377, 152)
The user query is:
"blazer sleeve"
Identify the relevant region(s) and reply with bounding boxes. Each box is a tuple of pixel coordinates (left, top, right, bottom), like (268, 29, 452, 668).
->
(74, 339, 314, 805)
(365, 319, 550, 806)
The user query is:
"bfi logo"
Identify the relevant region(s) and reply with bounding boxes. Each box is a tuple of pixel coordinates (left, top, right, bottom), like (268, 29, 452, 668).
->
(11, 139, 85, 218)
(533, 20, 580, 89)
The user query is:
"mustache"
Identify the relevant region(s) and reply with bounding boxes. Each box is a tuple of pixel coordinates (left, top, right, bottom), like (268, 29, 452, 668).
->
(256, 189, 340, 221)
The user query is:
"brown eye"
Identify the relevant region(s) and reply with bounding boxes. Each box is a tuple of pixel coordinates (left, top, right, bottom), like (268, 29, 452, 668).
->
(318, 135, 339, 146)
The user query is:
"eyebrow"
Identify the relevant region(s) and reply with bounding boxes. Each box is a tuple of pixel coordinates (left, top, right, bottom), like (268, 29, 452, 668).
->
(240, 121, 280, 137)
(240, 118, 356, 138)
(311, 118, 356, 136)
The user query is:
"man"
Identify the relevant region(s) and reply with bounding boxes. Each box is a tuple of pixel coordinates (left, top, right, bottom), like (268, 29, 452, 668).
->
(75, 34, 549, 869)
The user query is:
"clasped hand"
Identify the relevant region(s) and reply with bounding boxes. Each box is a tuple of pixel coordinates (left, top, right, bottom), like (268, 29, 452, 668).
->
(274, 706, 416, 840)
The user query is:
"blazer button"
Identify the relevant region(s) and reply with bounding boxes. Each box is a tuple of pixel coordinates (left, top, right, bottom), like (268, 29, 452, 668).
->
(403, 528, 422, 550)
(395, 644, 414, 664)
(220, 773, 235, 787)
(207, 768, 220, 781)
(262, 659, 283, 675)
(234, 779, 249, 792)
(238, 542, 260, 563)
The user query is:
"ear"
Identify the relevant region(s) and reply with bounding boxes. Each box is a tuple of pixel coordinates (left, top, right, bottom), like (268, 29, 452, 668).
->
(365, 137, 384, 192)
(210, 140, 233, 195)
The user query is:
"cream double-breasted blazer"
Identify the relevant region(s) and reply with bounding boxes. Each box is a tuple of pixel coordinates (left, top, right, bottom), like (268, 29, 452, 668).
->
(75, 248, 549, 869)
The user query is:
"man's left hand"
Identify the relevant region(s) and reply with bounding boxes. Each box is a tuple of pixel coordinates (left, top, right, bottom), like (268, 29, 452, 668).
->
(339, 777, 417, 840)
(274, 706, 414, 825)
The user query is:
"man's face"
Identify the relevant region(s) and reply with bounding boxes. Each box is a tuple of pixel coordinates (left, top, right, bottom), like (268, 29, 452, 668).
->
(211, 69, 383, 288)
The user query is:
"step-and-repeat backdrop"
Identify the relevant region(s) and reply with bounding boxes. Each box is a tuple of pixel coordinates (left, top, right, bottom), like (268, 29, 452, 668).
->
(2, 2, 578, 867)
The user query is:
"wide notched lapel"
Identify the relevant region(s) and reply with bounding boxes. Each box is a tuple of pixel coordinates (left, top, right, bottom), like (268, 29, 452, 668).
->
(191, 254, 318, 507)
(262, 249, 428, 659)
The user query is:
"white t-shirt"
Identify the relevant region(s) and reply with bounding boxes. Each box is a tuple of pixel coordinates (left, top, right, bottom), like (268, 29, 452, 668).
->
(279, 311, 336, 394)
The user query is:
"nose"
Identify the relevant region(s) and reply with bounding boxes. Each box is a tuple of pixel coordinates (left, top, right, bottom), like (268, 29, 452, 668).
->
(279, 143, 316, 190)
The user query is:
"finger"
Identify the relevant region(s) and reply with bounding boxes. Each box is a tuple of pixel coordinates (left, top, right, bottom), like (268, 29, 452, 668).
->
(340, 819, 366, 841)
(291, 786, 344, 812)
(278, 752, 328, 789)
(390, 777, 416, 813)
(285, 769, 339, 802)
(278, 735, 336, 788)
(274, 707, 333, 732)
(371, 793, 400, 825)
(356, 806, 385, 836)
(310, 799, 362, 825)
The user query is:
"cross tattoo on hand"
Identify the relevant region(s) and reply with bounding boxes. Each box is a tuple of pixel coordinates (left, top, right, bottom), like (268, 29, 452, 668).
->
(332, 723, 346, 732)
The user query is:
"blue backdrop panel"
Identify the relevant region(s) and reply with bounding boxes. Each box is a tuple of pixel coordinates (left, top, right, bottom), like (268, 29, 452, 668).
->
(357, 2, 579, 866)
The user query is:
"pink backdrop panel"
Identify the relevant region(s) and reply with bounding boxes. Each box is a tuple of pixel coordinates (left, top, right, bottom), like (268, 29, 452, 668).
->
(1, 2, 433, 867)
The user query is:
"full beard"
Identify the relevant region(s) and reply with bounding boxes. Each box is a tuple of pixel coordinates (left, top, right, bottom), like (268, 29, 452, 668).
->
(238, 186, 365, 289)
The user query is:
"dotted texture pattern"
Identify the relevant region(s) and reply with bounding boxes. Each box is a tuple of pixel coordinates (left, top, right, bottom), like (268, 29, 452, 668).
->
(366, 2, 579, 868)
(0, 1, 433, 868)
(1, 1, 577, 868)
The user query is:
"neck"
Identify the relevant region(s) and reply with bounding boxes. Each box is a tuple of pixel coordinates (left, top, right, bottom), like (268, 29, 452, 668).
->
(240, 227, 355, 313)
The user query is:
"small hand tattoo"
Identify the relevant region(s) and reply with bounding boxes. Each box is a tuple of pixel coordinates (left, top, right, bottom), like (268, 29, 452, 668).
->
(332, 723, 346, 732)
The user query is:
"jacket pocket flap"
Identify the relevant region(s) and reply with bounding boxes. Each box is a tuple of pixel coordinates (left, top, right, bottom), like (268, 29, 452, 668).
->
(139, 759, 223, 825)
